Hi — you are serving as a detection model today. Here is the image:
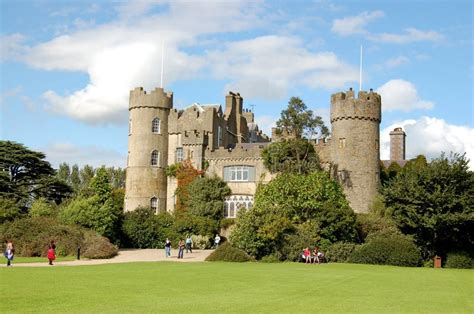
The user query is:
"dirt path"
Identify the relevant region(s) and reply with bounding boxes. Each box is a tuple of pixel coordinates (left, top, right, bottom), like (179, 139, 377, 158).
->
(1, 249, 213, 267)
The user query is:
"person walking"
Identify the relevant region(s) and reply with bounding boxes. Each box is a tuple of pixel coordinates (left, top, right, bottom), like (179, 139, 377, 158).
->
(47, 244, 56, 265)
(185, 235, 193, 253)
(178, 239, 185, 259)
(164, 238, 171, 258)
(5, 240, 14, 267)
(214, 234, 221, 249)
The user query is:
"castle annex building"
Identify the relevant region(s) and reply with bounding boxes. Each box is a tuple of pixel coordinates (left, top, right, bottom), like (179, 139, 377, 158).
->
(125, 87, 407, 214)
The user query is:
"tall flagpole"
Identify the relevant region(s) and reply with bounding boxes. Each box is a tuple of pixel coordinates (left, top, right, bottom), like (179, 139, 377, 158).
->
(160, 41, 164, 88)
(359, 45, 363, 92)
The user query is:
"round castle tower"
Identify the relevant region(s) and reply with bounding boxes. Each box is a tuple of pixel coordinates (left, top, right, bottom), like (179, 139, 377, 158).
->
(330, 88, 381, 213)
(125, 87, 173, 212)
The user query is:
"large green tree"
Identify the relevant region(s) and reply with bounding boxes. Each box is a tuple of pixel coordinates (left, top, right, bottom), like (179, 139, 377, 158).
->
(231, 172, 357, 259)
(184, 176, 231, 221)
(276, 97, 328, 139)
(0, 141, 72, 207)
(382, 153, 474, 258)
(263, 97, 328, 174)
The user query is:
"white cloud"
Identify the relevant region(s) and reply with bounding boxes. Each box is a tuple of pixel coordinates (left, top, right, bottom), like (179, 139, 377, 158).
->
(384, 56, 410, 68)
(40, 142, 126, 168)
(369, 28, 444, 44)
(377, 79, 434, 112)
(254, 115, 279, 138)
(381, 117, 474, 169)
(0, 34, 28, 61)
(331, 10, 384, 36)
(208, 35, 359, 99)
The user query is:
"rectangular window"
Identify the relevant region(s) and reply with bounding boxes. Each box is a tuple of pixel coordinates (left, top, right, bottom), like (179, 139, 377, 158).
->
(339, 138, 346, 148)
(218, 126, 223, 146)
(375, 140, 379, 150)
(176, 147, 184, 162)
(224, 166, 255, 182)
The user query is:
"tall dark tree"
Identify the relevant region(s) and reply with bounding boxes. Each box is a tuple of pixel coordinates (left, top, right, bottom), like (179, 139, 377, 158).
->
(0, 141, 72, 206)
(382, 153, 474, 258)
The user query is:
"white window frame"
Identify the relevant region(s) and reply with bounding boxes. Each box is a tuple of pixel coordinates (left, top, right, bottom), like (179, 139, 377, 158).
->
(176, 147, 184, 163)
(152, 118, 161, 134)
(150, 197, 159, 214)
(224, 195, 253, 218)
(230, 166, 249, 182)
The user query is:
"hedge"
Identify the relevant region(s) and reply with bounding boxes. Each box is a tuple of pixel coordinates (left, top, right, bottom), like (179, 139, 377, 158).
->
(205, 242, 253, 262)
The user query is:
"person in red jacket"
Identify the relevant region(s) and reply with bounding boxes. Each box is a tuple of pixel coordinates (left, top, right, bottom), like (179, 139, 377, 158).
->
(303, 247, 311, 264)
(47, 241, 56, 265)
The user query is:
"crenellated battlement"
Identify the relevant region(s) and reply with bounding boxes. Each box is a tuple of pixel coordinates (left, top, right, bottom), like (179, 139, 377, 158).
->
(330, 88, 381, 123)
(129, 87, 173, 110)
(205, 143, 269, 160)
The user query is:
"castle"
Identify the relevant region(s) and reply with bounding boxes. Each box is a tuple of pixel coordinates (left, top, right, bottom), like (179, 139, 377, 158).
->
(125, 87, 406, 214)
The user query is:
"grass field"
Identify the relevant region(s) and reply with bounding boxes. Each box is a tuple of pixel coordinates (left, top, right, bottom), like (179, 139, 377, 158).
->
(1, 262, 473, 313)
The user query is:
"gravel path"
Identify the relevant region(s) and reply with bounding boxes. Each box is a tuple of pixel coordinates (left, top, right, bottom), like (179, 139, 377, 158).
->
(1, 249, 214, 267)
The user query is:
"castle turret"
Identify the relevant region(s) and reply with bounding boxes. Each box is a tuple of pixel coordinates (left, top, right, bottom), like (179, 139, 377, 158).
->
(330, 88, 381, 213)
(389, 127, 406, 161)
(125, 87, 173, 212)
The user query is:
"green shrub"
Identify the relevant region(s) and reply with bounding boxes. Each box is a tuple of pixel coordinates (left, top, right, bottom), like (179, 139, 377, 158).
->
(220, 218, 235, 230)
(82, 231, 118, 259)
(191, 235, 211, 249)
(173, 212, 219, 237)
(280, 221, 319, 261)
(0, 217, 116, 258)
(29, 198, 58, 217)
(445, 251, 474, 269)
(0, 197, 23, 223)
(326, 242, 357, 263)
(350, 233, 421, 267)
(205, 242, 253, 262)
(260, 254, 281, 263)
(356, 213, 399, 242)
(121, 207, 167, 248)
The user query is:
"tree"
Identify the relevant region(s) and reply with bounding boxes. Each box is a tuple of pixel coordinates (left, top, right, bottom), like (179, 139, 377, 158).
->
(262, 139, 321, 174)
(184, 176, 231, 221)
(382, 153, 474, 259)
(231, 172, 358, 259)
(0, 141, 72, 206)
(276, 97, 328, 139)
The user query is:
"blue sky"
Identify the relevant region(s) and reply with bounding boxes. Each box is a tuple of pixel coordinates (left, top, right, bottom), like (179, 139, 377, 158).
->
(1, 0, 472, 168)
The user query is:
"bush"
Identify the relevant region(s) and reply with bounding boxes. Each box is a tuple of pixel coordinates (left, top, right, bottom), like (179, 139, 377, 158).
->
(356, 213, 399, 242)
(173, 212, 218, 237)
(205, 242, 254, 262)
(121, 208, 170, 248)
(0, 197, 23, 223)
(0, 217, 116, 258)
(29, 198, 58, 217)
(280, 221, 320, 261)
(326, 242, 357, 263)
(82, 231, 118, 259)
(350, 233, 421, 267)
(220, 218, 235, 230)
(445, 251, 474, 269)
(260, 254, 281, 263)
(191, 235, 211, 249)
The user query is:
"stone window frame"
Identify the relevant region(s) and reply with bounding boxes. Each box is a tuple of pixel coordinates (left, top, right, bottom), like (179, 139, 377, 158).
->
(230, 166, 249, 181)
(150, 196, 159, 214)
(151, 150, 160, 166)
(128, 119, 132, 135)
(176, 147, 184, 163)
(152, 117, 161, 134)
(339, 137, 346, 148)
(224, 195, 253, 218)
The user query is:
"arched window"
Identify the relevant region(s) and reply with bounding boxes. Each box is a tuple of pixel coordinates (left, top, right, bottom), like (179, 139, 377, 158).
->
(151, 150, 160, 166)
(152, 118, 160, 134)
(150, 197, 159, 214)
(224, 195, 254, 218)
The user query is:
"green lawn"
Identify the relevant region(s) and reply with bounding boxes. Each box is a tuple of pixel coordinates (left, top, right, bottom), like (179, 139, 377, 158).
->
(1, 262, 472, 313)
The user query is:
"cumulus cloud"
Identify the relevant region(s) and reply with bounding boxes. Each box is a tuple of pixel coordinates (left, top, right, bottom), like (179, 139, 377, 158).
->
(331, 12, 443, 44)
(40, 142, 126, 168)
(3, 1, 361, 125)
(381, 117, 474, 169)
(209, 36, 359, 99)
(377, 79, 434, 112)
(331, 10, 384, 35)
(369, 28, 444, 44)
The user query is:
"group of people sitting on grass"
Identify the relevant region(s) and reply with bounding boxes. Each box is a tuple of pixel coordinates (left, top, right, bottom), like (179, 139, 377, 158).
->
(301, 246, 325, 264)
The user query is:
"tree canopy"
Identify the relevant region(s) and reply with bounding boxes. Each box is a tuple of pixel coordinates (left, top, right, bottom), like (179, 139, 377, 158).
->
(0, 141, 72, 207)
(381, 153, 474, 258)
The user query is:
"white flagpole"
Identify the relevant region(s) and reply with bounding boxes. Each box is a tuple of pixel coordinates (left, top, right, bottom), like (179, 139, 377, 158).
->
(160, 41, 164, 88)
(359, 45, 363, 92)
